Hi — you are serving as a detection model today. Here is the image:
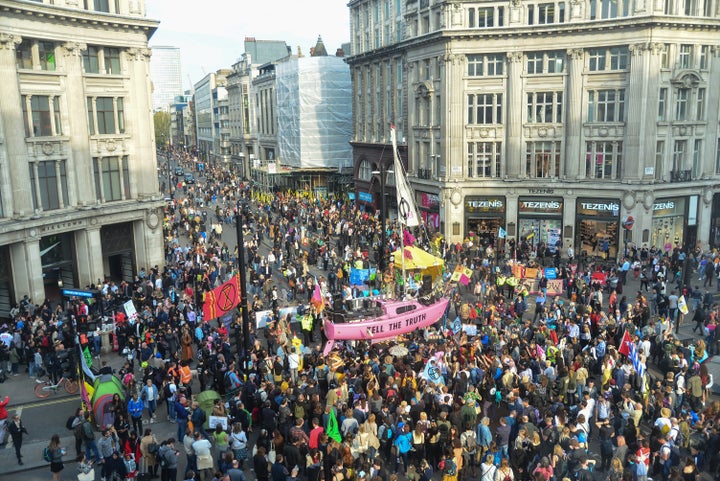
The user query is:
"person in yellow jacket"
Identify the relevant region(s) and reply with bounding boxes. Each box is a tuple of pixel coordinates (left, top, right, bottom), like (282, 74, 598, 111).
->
(505, 276, 518, 299)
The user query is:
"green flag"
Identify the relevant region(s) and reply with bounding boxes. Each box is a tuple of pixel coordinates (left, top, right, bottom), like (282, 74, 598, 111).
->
(327, 407, 342, 443)
(83, 346, 93, 368)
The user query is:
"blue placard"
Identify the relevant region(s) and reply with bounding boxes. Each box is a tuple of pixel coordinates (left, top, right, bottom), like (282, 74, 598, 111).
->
(358, 191, 373, 203)
(348, 192, 356, 200)
(62, 288, 94, 298)
(544, 268, 557, 279)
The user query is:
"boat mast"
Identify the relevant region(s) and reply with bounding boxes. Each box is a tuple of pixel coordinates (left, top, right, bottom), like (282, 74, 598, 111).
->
(390, 127, 407, 293)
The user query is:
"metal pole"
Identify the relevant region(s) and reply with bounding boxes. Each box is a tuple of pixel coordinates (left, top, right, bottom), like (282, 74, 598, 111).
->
(235, 214, 252, 372)
(379, 165, 386, 272)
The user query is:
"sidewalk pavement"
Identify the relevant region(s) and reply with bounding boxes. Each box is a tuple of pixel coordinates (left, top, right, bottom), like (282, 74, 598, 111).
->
(0, 347, 129, 476)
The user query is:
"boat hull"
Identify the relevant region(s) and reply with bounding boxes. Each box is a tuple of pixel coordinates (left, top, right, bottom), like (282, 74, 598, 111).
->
(322, 297, 449, 354)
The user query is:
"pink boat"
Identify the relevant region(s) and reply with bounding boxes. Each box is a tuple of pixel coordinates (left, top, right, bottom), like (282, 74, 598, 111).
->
(322, 296, 450, 355)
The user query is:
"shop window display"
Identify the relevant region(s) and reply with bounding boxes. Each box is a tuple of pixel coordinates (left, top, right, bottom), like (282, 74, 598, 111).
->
(578, 219, 618, 259)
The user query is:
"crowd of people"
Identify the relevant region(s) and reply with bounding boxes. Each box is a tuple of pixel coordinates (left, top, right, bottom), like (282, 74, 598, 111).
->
(3, 149, 720, 481)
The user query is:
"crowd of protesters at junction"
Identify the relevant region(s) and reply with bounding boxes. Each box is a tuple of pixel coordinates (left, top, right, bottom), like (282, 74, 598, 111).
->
(2, 148, 720, 481)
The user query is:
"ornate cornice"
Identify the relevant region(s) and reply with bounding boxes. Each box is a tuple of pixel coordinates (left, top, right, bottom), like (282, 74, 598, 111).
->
(61, 41, 87, 57)
(127, 47, 152, 62)
(567, 48, 584, 60)
(507, 51, 523, 63)
(0, 33, 22, 51)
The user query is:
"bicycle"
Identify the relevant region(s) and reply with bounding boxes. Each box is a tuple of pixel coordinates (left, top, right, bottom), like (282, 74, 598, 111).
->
(34, 376, 79, 398)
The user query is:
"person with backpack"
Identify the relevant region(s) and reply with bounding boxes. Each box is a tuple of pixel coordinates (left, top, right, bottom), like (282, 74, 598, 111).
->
(461, 424, 479, 477)
(480, 453, 497, 481)
(441, 449, 458, 481)
(494, 457, 514, 481)
(81, 412, 101, 464)
(66, 407, 85, 461)
(47, 433, 66, 481)
(378, 416, 394, 461)
(158, 438, 180, 481)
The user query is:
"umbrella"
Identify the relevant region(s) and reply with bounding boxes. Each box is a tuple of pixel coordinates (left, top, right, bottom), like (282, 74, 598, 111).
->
(389, 345, 409, 357)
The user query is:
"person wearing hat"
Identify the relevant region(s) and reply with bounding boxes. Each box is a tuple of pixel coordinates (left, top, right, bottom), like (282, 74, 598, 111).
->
(655, 407, 673, 435)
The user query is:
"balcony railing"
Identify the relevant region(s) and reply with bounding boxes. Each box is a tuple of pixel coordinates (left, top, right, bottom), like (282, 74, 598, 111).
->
(670, 169, 692, 182)
(417, 168, 432, 179)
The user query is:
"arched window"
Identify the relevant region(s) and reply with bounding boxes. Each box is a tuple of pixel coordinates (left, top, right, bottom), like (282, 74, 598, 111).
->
(358, 159, 372, 181)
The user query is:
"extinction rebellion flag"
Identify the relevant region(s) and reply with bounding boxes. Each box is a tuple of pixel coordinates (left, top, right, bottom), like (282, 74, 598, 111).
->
(202, 274, 241, 321)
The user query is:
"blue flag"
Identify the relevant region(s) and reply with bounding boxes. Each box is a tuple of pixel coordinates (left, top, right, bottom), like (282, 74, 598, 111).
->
(422, 358, 445, 385)
(498, 227, 507, 239)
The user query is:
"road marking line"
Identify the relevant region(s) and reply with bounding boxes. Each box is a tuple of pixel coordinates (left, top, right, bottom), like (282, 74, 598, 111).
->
(19, 397, 77, 410)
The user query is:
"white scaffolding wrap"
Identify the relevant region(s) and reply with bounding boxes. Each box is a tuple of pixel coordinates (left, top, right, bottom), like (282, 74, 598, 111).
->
(276, 56, 353, 169)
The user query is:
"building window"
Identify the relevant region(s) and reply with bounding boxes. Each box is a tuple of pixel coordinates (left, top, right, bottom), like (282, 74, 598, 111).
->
(585, 141, 622, 179)
(22, 95, 62, 137)
(83, 46, 100, 73)
(672, 139, 687, 171)
(693, 139, 702, 178)
(467, 93, 503, 124)
(660, 44, 670, 68)
(587, 89, 625, 123)
(589, 0, 627, 18)
(93, 156, 130, 202)
(700, 45, 710, 69)
(696, 87, 706, 121)
(587, 46, 629, 71)
(93, 0, 110, 12)
(527, 91, 563, 123)
(656, 140, 665, 179)
(467, 55, 484, 76)
(38, 42, 56, 71)
(675, 88, 689, 121)
(469, 6, 504, 27)
(466, 53, 504, 76)
(658, 88, 667, 121)
(527, 51, 566, 74)
(15, 39, 56, 71)
(715, 138, 720, 174)
(525, 141, 560, 178)
(29, 160, 68, 211)
(529, 2, 565, 24)
(527, 53, 543, 74)
(467, 142, 502, 178)
(358, 159, 372, 181)
(88, 97, 125, 135)
(679, 44, 692, 69)
(105, 48, 121, 74)
(547, 51, 566, 73)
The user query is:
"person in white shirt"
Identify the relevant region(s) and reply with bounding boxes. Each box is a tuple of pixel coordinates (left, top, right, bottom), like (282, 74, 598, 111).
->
(191, 432, 213, 479)
(287, 347, 300, 384)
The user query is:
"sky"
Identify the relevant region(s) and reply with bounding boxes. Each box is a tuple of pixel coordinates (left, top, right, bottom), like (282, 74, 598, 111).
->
(146, 0, 351, 90)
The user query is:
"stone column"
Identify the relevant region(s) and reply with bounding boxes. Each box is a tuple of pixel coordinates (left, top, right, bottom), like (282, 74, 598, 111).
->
(0, 34, 33, 217)
(625, 43, 652, 180)
(61, 41, 90, 207)
(444, 53, 464, 180)
(564, 48, 584, 180)
(10, 239, 44, 303)
(506, 51, 524, 177)
(134, 215, 164, 270)
(75, 227, 103, 287)
(126, 47, 159, 198)
(702, 47, 720, 176)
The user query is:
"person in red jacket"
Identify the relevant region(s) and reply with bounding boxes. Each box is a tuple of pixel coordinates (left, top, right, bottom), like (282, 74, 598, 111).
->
(0, 395, 9, 445)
